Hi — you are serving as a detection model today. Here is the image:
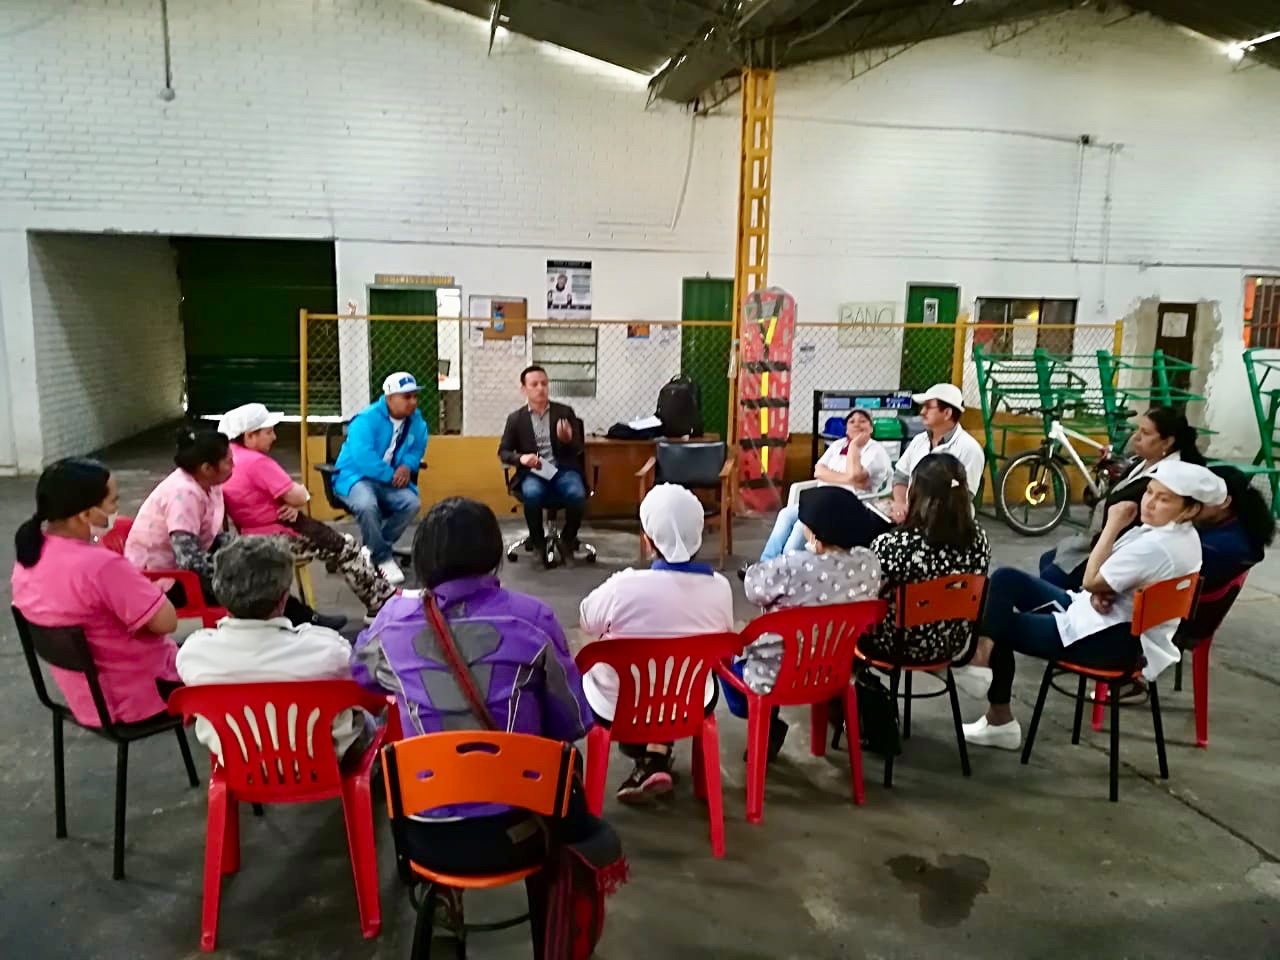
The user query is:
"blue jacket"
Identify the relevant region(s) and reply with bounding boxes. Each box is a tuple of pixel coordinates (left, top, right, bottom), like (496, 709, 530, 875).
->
(333, 397, 429, 497)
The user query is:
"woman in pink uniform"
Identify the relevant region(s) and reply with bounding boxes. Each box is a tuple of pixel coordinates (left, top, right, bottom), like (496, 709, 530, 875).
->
(12, 458, 181, 725)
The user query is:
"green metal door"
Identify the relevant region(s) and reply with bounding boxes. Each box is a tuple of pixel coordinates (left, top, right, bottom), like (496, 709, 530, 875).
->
(178, 239, 336, 416)
(680, 277, 734, 438)
(901, 285, 959, 393)
(368, 288, 439, 434)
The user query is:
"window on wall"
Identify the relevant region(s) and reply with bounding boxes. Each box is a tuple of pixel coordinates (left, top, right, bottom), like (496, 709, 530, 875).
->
(531, 325, 597, 397)
(1245, 277, 1280, 349)
(975, 298, 1078, 354)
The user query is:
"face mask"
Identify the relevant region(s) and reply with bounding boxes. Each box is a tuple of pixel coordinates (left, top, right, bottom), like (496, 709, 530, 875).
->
(90, 510, 118, 540)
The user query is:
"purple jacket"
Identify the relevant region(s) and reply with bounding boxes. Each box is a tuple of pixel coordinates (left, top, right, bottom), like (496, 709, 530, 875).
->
(350, 575, 592, 818)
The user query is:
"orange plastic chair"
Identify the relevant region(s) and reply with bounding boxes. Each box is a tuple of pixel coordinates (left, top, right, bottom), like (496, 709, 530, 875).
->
(1093, 571, 1244, 747)
(575, 633, 741, 856)
(381, 732, 576, 957)
(168, 680, 390, 951)
(715, 601, 886, 824)
(855, 574, 987, 787)
(100, 517, 228, 627)
(1021, 573, 1199, 801)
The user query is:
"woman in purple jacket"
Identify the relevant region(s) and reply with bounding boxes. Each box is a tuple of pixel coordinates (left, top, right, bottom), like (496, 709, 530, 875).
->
(350, 497, 613, 878)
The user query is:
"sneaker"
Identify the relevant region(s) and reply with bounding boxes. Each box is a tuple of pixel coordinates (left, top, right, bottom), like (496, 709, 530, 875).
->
(377, 558, 405, 585)
(311, 610, 348, 631)
(962, 715, 1022, 751)
(952, 665, 993, 700)
(616, 753, 674, 804)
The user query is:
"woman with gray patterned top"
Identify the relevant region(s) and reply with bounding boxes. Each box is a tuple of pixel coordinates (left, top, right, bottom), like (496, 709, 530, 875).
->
(730, 486, 883, 759)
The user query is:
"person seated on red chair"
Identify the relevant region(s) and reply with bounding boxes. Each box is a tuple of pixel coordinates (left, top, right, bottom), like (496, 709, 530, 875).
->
(218, 402, 395, 623)
(960, 461, 1226, 752)
(579, 483, 734, 803)
(349, 498, 619, 864)
(733, 486, 882, 760)
(125, 427, 342, 630)
(1194, 465, 1273, 593)
(11, 458, 182, 725)
(175, 536, 374, 765)
(498, 365, 588, 563)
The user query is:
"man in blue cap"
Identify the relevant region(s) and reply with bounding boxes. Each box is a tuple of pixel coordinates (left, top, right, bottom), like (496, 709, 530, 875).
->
(332, 371, 428, 585)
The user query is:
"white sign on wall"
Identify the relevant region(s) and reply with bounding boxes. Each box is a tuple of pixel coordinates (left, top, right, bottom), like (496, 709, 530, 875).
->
(837, 301, 898, 348)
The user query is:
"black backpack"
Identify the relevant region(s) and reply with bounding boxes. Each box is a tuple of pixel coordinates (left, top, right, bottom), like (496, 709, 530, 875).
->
(655, 375, 703, 438)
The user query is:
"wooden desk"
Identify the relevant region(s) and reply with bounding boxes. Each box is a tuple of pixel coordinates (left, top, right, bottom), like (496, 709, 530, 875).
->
(585, 435, 720, 519)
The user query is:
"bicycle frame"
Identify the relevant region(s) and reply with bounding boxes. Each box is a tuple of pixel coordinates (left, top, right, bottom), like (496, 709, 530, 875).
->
(1044, 419, 1109, 499)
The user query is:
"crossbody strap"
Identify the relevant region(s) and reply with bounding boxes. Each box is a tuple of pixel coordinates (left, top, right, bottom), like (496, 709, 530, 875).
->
(424, 594, 499, 731)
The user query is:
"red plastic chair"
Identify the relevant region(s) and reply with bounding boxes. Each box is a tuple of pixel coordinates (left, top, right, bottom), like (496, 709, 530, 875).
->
(1092, 571, 1245, 747)
(1023, 573, 1199, 801)
(168, 680, 390, 951)
(100, 517, 228, 628)
(381, 732, 577, 957)
(575, 633, 741, 857)
(855, 574, 987, 787)
(715, 601, 887, 824)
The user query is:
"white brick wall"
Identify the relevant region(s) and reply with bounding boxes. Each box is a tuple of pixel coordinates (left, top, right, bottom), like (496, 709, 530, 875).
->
(2, 2, 1280, 457)
(28, 233, 185, 462)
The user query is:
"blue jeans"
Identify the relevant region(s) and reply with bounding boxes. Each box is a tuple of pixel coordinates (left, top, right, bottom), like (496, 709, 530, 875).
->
(519, 469, 586, 545)
(982, 567, 1139, 706)
(720, 660, 779, 723)
(760, 505, 807, 562)
(338, 479, 420, 564)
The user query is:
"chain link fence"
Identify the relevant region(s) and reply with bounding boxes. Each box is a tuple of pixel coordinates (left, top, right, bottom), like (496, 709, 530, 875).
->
(300, 312, 735, 440)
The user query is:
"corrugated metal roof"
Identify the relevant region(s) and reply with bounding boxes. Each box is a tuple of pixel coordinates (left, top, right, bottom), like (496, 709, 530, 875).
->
(427, 1, 1280, 102)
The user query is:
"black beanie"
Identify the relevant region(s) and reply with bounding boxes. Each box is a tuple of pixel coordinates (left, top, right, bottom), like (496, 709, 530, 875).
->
(797, 486, 863, 549)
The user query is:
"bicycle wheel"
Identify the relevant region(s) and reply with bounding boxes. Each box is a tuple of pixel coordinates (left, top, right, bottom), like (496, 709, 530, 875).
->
(996, 451, 1070, 536)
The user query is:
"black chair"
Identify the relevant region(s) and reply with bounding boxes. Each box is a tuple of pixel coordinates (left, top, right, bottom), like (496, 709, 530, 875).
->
(636, 440, 734, 569)
(504, 418, 599, 568)
(12, 606, 200, 879)
(314, 419, 425, 566)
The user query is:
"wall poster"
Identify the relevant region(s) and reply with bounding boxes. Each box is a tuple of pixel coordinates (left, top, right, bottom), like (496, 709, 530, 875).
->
(547, 260, 592, 320)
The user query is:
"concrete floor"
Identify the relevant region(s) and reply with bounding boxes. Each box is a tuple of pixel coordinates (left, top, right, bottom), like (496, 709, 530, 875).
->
(1, 426, 1277, 959)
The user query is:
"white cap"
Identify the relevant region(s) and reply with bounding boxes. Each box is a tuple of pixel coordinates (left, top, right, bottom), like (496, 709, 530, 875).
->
(382, 371, 419, 396)
(217, 403, 283, 439)
(639, 483, 705, 563)
(1151, 461, 1229, 506)
(912, 383, 965, 412)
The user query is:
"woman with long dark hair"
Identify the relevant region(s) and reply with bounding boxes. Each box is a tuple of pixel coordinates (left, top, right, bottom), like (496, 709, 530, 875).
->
(860, 453, 991, 663)
(349, 498, 623, 951)
(12, 458, 181, 725)
(1196, 465, 1274, 588)
(124, 427, 340, 629)
(1041, 406, 1204, 589)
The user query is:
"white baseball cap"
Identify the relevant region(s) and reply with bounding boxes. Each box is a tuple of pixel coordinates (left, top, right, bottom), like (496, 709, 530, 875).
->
(1152, 461, 1229, 506)
(217, 403, 283, 439)
(912, 383, 965, 413)
(382, 371, 419, 396)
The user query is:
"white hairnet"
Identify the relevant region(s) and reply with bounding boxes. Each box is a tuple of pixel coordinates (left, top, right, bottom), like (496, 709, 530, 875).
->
(639, 483, 705, 563)
(1152, 460, 1228, 506)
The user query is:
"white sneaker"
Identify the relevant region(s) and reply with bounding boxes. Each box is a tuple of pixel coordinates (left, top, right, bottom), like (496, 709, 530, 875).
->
(962, 716, 1022, 751)
(952, 665, 993, 700)
(377, 558, 405, 586)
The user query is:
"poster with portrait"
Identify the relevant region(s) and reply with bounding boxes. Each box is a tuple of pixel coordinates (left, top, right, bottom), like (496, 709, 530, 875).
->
(547, 260, 592, 320)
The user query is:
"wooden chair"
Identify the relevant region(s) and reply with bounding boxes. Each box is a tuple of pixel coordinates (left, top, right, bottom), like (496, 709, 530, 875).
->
(1021, 573, 1200, 801)
(12, 606, 200, 880)
(381, 732, 577, 958)
(855, 574, 987, 787)
(636, 440, 735, 569)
